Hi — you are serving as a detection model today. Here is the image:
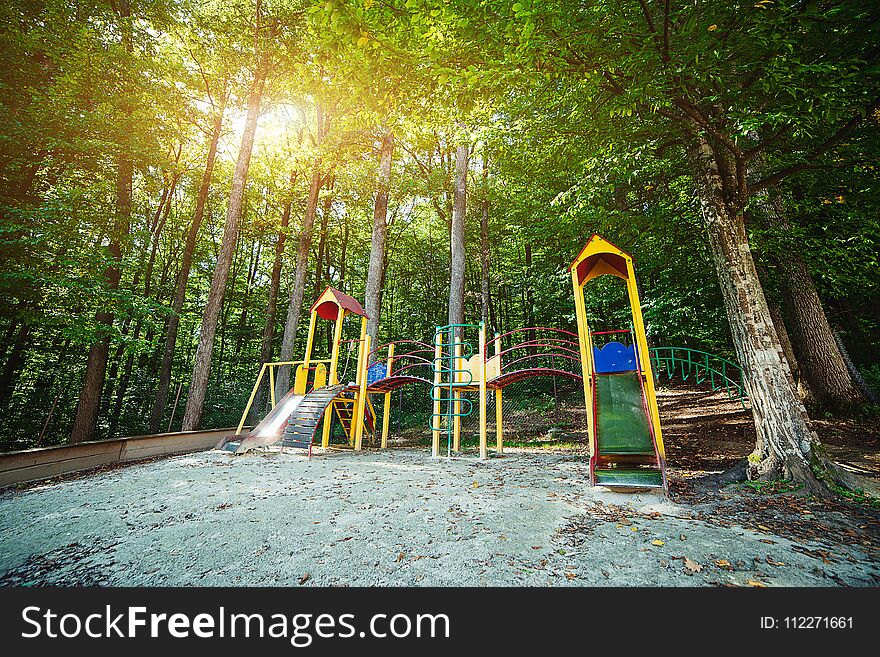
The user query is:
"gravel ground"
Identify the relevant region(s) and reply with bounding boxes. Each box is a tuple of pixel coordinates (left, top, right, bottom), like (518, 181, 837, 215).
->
(1, 448, 878, 587)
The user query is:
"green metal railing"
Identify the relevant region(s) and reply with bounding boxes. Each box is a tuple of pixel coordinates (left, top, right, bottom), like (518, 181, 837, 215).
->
(430, 324, 478, 457)
(650, 346, 748, 408)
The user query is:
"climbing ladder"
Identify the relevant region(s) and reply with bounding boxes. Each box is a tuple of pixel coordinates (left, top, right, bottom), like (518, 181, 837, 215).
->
(330, 393, 376, 446)
(430, 324, 478, 457)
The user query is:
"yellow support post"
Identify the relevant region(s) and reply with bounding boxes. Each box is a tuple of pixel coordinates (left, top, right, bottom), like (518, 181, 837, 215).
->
(268, 364, 276, 408)
(571, 269, 595, 454)
(322, 306, 347, 448)
(625, 260, 665, 459)
(354, 326, 370, 451)
(494, 332, 503, 453)
(452, 342, 462, 452)
(237, 363, 267, 435)
(303, 310, 318, 376)
(431, 332, 443, 458)
(328, 306, 345, 385)
(478, 323, 487, 460)
(381, 343, 394, 449)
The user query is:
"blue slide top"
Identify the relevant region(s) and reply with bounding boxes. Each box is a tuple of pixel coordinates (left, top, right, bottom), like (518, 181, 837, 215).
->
(593, 341, 637, 373)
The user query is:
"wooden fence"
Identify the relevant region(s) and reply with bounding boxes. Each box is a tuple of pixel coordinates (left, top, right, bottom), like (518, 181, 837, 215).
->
(0, 427, 242, 488)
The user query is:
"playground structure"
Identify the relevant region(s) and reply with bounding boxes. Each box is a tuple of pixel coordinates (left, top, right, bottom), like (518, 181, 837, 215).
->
(218, 235, 742, 492)
(428, 323, 584, 459)
(570, 235, 667, 489)
(219, 287, 376, 455)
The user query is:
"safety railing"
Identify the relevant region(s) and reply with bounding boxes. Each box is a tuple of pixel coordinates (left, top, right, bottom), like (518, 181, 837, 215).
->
(649, 346, 748, 407)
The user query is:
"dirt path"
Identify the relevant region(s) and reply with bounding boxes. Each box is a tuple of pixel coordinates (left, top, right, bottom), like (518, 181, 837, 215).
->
(2, 384, 878, 587)
(0, 446, 877, 587)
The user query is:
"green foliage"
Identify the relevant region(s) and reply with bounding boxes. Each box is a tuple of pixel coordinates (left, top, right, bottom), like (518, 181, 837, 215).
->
(0, 0, 876, 452)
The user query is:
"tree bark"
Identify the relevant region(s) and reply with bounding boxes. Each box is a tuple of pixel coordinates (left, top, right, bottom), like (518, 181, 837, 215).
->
(780, 255, 865, 411)
(480, 155, 492, 331)
(0, 321, 30, 407)
(181, 57, 267, 431)
(365, 132, 394, 355)
(761, 194, 864, 411)
(250, 171, 297, 419)
(767, 301, 814, 404)
(149, 105, 225, 433)
(687, 132, 828, 491)
(274, 155, 323, 397)
(447, 142, 468, 336)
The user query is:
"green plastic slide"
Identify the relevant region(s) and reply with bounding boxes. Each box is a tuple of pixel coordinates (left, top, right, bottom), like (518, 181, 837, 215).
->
(595, 372, 654, 455)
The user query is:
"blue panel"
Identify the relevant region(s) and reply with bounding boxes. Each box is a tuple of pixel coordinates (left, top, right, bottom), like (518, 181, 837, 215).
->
(593, 341, 637, 373)
(367, 361, 387, 385)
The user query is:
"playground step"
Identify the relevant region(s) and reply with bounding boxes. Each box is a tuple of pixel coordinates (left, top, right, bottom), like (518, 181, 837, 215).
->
(593, 468, 664, 489)
(597, 449, 656, 456)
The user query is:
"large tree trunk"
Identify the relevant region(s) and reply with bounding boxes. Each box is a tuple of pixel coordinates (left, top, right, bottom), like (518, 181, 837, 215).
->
(687, 133, 830, 492)
(364, 132, 393, 354)
(69, 1, 133, 444)
(767, 301, 814, 404)
(181, 58, 267, 431)
(149, 106, 225, 433)
(762, 194, 864, 411)
(780, 255, 865, 411)
(274, 156, 323, 397)
(0, 321, 30, 407)
(250, 171, 297, 419)
(480, 155, 491, 331)
(447, 142, 468, 336)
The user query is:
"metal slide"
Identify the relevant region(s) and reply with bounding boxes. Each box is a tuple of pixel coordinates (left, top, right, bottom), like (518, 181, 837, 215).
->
(218, 384, 346, 455)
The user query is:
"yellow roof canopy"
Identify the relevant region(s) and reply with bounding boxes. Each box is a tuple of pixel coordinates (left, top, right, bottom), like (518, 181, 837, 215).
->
(569, 234, 631, 286)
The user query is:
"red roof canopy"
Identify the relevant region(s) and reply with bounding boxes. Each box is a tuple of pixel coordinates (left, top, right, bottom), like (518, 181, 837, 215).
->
(310, 286, 369, 320)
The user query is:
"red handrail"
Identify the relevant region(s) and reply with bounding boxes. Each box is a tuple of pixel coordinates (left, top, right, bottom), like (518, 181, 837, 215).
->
(502, 352, 582, 372)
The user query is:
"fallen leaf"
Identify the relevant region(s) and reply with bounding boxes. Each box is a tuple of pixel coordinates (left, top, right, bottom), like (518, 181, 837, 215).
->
(531, 545, 542, 550)
(395, 552, 406, 562)
(679, 534, 687, 541)
(759, 539, 776, 545)
(757, 524, 772, 532)
(630, 527, 639, 532)
(747, 580, 767, 588)
(765, 556, 785, 566)
(472, 481, 480, 488)
(684, 558, 703, 573)
(651, 540, 665, 547)
(715, 559, 733, 570)
(299, 573, 311, 585)
(564, 572, 577, 580)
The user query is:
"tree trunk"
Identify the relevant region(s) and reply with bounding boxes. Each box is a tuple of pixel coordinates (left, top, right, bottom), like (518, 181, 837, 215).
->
(761, 194, 864, 411)
(447, 142, 468, 336)
(181, 57, 267, 431)
(69, 1, 133, 444)
(250, 171, 297, 419)
(780, 255, 865, 411)
(274, 156, 323, 397)
(0, 321, 30, 407)
(767, 301, 814, 404)
(365, 132, 394, 355)
(234, 240, 261, 364)
(313, 184, 333, 299)
(149, 105, 225, 433)
(480, 155, 491, 331)
(687, 133, 827, 491)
